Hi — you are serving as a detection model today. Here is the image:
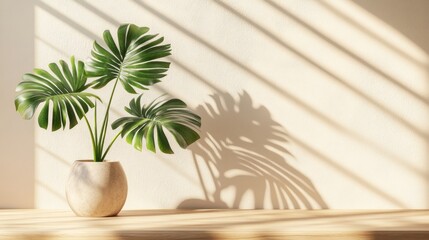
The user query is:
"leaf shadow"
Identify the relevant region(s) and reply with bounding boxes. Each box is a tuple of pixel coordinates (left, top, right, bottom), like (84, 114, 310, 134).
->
(178, 91, 328, 209)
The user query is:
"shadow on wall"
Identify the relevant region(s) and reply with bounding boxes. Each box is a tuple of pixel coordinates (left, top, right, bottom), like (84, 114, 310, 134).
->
(178, 91, 328, 209)
(351, 0, 429, 208)
(351, 0, 429, 55)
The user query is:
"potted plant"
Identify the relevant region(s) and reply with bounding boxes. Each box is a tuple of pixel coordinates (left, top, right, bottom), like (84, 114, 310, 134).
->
(14, 24, 201, 217)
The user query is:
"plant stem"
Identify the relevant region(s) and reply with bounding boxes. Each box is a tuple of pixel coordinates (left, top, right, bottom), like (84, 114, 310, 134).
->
(83, 114, 97, 161)
(98, 78, 119, 161)
(101, 131, 122, 161)
(94, 101, 100, 161)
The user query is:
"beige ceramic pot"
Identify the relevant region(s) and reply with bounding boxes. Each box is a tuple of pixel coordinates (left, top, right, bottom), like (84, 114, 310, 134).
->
(66, 160, 128, 217)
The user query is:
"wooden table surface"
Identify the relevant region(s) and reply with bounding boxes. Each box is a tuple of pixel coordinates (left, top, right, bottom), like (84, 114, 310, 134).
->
(0, 209, 429, 239)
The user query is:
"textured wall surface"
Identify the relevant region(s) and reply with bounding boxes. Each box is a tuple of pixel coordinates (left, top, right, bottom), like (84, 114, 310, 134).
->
(1, 0, 429, 209)
(0, 0, 35, 208)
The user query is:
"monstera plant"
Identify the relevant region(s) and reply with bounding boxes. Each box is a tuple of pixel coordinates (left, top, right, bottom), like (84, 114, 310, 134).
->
(14, 24, 201, 217)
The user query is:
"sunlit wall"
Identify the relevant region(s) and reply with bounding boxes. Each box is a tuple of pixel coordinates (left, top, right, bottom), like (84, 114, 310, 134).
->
(1, 0, 429, 209)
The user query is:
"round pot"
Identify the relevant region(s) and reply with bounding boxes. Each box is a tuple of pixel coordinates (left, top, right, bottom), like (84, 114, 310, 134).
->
(66, 160, 128, 217)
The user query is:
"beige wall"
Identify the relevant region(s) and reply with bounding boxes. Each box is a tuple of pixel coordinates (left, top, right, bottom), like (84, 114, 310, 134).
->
(0, 0, 35, 208)
(1, 0, 429, 209)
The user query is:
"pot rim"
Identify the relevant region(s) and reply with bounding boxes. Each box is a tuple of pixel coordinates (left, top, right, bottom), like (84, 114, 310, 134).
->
(74, 160, 121, 163)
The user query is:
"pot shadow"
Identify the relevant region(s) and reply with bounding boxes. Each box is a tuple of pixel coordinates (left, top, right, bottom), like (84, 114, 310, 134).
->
(177, 91, 328, 209)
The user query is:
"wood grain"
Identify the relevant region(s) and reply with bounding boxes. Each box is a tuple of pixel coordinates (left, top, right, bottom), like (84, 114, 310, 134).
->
(0, 210, 428, 239)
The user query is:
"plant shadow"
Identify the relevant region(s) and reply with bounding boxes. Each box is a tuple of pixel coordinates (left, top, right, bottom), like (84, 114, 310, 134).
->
(177, 91, 328, 209)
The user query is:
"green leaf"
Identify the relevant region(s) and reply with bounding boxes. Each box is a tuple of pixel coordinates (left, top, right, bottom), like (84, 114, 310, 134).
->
(15, 56, 100, 131)
(134, 127, 145, 151)
(157, 124, 173, 154)
(38, 102, 50, 129)
(86, 24, 171, 93)
(112, 96, 201, 154)
(164, 122, 200, 147)
(145, 123, 156, 152)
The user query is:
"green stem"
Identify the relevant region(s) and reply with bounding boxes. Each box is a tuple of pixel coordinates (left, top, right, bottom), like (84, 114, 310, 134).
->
(94, 101, 98, 143)
(101, 131, 122, 161)
(98, 78, 120, 161)
(94, 101, 99, 160)
(83, 114, 97, 161)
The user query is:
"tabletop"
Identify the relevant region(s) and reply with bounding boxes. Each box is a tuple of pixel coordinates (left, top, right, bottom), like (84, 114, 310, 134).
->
(1, 209, 429, 239)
